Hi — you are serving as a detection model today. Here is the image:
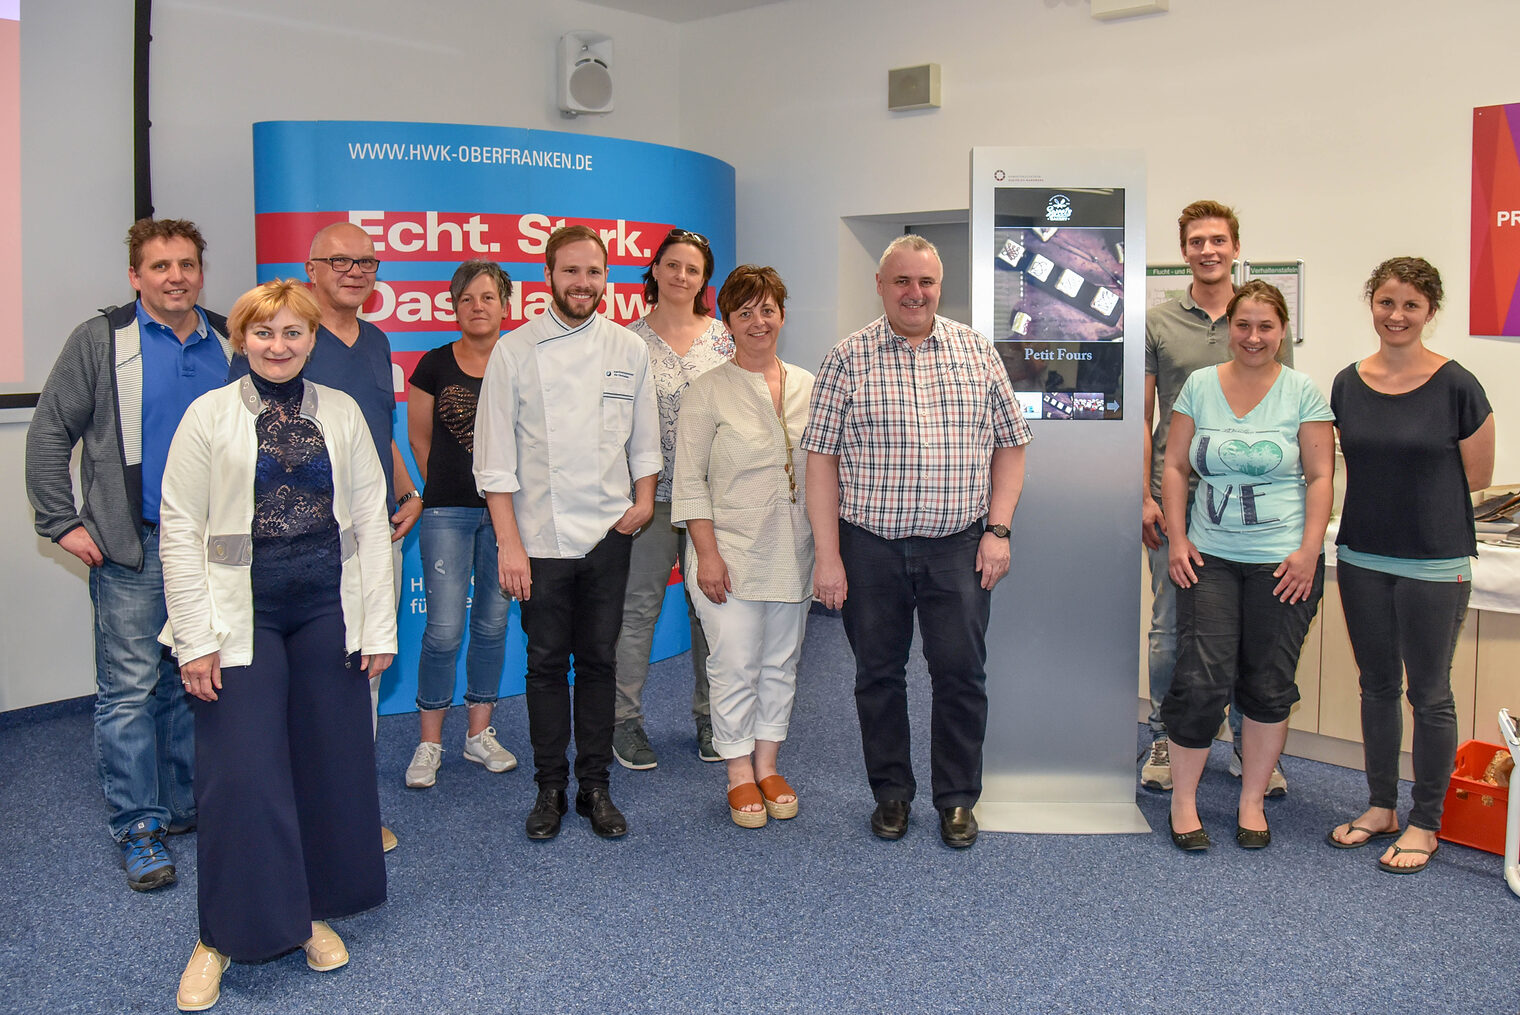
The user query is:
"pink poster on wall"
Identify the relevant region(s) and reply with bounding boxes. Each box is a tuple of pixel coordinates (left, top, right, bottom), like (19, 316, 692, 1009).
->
(1471, 103, 1520, 336)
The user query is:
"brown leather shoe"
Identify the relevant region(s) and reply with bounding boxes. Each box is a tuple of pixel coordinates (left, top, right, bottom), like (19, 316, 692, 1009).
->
(939, 806, 978, 848)
(303, 921, 349, 972)
(176, 941, 229, 1011)
(380, 826, 398, 853)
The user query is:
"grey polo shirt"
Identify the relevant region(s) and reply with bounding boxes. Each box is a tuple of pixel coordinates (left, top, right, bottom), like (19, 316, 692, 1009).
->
(1144, 287, 1293, 498)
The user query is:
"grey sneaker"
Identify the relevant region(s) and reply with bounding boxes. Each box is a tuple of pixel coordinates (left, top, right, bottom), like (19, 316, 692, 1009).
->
(696, 720, 721, 763)
(463, 726, 517, 773)
(1140, 736, 1172, 791)
(613, 719, 658, 770)
(1228, 746, 1288, 797)
(405, 741, 443, 788)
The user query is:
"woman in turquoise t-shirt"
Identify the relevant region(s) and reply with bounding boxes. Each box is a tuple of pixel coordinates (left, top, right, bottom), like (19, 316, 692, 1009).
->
(1159, 280, 1335, 852)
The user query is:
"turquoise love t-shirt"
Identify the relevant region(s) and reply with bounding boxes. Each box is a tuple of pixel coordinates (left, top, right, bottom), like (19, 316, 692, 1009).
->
(1172, 365, 1334, 564)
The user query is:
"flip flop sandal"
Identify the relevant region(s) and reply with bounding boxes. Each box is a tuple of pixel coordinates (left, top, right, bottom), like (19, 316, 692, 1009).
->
(1325, 823, 1401, 849)
(728, 783, 767, 828)
(1378, 843, 1438, 874)
(759, 775, 798, 820)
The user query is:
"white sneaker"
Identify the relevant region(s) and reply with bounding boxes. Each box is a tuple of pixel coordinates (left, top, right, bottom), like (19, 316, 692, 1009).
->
(463, 726, 517, 773)
(405, 741, 443, 788)
(1140, 737, 1172, 791)
(1228, 746, 1288, 797)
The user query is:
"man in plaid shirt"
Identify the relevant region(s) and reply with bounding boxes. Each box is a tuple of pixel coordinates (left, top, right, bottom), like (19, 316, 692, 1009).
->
(802, 235, 1032, 849)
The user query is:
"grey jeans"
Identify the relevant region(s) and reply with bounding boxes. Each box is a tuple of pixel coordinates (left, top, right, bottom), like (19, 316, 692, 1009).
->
(613, 501, 711, 725)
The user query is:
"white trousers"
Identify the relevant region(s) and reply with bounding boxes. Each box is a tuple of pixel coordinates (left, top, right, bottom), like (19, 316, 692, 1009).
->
(690, 593, 809, 759)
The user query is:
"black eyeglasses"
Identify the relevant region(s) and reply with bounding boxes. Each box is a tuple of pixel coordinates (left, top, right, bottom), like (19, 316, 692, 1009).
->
(666, 228, 709, 248)
(310, 256, 381, 274)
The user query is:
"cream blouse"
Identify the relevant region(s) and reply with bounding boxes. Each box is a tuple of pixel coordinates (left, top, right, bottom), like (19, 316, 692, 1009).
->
(671, 359, 815, 603)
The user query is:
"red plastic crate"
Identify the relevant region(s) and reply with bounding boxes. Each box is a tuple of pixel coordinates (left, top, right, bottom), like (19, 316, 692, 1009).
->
(1438, 739, 1512, 855)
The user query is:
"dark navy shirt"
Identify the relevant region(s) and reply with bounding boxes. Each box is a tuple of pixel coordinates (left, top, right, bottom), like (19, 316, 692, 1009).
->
(230, 320, 397, 507)
(249, 372, 341, 610)
(139, 302, 228, 522)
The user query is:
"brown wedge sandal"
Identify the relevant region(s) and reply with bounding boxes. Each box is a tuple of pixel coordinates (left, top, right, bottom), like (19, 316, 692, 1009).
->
(728, 783, 768, 828)
(758, 775, 798, 820)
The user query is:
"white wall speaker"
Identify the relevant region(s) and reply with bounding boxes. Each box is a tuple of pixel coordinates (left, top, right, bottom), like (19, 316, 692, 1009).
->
(558, 31, 614, 116)
(887, 63, 941, 112)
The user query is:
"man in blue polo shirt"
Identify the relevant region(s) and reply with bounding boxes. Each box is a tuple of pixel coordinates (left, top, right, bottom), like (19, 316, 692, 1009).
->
(228, 220, 424, 853)
(27, 219, 232, 892)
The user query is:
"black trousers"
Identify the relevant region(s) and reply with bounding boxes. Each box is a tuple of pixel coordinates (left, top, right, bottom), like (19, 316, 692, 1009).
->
(1339, 561, 1471, 832)
(519, 530, 633, 791)
(838, 521, 991, 810)
(191, 599, 384, 962)
(1161, 553, 1324, 750)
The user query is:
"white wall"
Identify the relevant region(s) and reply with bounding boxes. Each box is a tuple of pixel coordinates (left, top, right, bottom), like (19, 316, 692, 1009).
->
(678, 0, 1520, 480)
(4, 0, 685, 710)
(10, 0, 1520, 709)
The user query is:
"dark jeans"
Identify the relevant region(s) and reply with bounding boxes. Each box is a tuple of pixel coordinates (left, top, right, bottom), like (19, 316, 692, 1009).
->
(1338, 561, 1471, 832)
(518, 530, 633, 791)
(838, 521, 990, 810)
(1161, 553, 1324, 750)
(192, 599, 384, 961)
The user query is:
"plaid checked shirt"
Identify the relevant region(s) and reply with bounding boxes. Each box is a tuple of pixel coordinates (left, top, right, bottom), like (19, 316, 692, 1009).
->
(801, 315, 1032, 539)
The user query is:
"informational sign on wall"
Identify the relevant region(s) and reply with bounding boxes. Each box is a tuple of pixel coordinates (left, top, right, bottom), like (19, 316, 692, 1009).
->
(254, 121, 735, 713)
(1472, 103, 1520, 337)
(1242, 260, 1305, 345)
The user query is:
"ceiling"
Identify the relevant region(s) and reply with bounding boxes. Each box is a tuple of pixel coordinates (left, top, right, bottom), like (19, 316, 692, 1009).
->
(576, 0, 790, 23)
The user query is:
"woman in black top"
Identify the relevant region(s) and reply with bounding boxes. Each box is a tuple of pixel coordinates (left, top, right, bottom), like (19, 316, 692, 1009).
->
(403, 261, 519, 789)
(1325, 257, 1495, 874)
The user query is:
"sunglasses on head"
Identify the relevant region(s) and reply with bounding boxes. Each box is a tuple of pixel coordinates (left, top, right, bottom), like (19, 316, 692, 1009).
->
(665, 228, 709, 248)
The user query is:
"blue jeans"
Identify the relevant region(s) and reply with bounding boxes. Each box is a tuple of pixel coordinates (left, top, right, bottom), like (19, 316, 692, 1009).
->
(89, 524, 195, 840)
(838, 521, 991, 810)
(415, 507, 511, 710)
(1145, 538, 1177, 735)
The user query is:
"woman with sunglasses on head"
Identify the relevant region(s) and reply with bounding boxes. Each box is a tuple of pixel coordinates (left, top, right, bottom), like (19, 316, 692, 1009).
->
(612, 228, 734, 771)
(672, 265, 814, 827)
(1325, 257, 1494, 874)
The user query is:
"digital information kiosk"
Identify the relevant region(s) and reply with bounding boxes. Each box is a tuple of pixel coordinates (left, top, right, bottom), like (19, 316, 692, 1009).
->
(969, 147, 1150, 834)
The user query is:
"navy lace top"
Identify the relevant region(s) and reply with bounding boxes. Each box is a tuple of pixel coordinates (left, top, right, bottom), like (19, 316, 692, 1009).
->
(250, 373, 341, 610)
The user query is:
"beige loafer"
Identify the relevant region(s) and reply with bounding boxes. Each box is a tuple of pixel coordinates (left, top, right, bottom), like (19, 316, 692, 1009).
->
(176, 941, 229, 1011)
(303, 921, 349, 972)
(381, 825, 398, 853)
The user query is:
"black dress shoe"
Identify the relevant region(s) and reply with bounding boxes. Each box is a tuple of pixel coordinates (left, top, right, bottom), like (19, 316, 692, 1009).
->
(1168, 815, 1211, 851)
(575, 786, 628, 838)
(526, 788, 568, 840)
(1236, 812, 1271, 849)
(870, 800, 910, 840)
(939, 806, 979, 848)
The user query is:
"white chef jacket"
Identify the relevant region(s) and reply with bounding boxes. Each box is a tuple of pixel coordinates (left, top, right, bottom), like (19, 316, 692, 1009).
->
(473, 308, 660, 559)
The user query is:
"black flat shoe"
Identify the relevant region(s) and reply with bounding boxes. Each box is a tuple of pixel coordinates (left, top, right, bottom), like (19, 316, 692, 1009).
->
(526, 788, 568, 840)
(1168, 815, 1210, 851)
(870, 800, 910, 840)
(939, 806, 978, 848)
(575, 786, 628, 838)
(1236, 813, 1270, 850)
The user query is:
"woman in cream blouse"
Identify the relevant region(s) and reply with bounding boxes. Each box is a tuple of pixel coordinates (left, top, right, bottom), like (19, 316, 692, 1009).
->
(672, 265, 815, 828)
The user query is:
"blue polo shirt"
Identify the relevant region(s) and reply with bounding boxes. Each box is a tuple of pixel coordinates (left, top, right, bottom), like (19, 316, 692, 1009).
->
(228, 319, 398, 507)
(139, 302, 228, 523)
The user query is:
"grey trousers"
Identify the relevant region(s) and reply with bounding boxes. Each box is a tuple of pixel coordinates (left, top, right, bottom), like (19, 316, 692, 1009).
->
(614, 501, 711, 725)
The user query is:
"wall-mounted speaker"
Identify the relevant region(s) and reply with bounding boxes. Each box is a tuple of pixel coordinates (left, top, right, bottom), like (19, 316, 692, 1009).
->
(558, 31, 614, 116)
(887, 63, 940, 112)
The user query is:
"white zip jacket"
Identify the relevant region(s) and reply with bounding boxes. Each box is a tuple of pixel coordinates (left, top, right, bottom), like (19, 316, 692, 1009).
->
(157, 376, 397, 667)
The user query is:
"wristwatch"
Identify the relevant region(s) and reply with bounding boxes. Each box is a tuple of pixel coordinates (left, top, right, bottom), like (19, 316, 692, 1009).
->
(985, 523, 1010, 538)
(397, 489, 421, 508)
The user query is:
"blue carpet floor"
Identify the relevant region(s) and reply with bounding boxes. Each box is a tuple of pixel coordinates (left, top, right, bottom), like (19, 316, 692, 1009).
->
(2, 614, 1517, 1014)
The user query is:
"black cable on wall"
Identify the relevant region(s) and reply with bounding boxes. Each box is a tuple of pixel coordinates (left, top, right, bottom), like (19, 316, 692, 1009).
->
(133, 0, 152, 221)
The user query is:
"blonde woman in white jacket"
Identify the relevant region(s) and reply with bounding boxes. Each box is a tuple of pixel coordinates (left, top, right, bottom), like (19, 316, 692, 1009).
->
(159, 280, 395, 1012)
